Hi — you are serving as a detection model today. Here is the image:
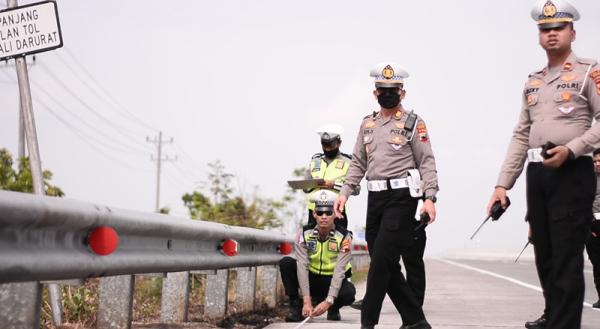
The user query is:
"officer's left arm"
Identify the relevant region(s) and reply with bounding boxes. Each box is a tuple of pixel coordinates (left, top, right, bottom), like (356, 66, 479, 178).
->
(326, 235, 353, 300)
(565, 65, 600, 157)
(411, 117, 439, 199)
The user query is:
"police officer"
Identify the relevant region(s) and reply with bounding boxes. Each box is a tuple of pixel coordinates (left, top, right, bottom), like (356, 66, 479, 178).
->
(279, 189, 356, 322)
(304, 124, 358, 229)
(488, 1, 600, 328)
(586, 149, 600, 308)
(335, 62, 438, 329)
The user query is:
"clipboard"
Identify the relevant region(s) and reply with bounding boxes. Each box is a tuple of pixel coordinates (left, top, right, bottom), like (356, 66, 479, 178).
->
(287, 179, 325, 190)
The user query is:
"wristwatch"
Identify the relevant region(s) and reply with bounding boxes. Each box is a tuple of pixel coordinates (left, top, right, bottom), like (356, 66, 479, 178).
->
(424, 195, 437, 203)
(326, 296, 335, 304)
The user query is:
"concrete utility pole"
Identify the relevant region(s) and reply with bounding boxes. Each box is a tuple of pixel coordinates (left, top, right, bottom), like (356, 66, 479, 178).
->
(0, 2, 64, 327)
(147, 131, 176, 212)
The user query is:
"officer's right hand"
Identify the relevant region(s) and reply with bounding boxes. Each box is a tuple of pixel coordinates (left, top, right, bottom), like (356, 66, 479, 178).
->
(302, 299, 313, 318)
(334, 195, 347, 218)
(487, 187, 508, 215)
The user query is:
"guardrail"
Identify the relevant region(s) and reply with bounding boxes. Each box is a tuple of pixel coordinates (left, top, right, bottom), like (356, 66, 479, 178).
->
(0, 190, 370, 328)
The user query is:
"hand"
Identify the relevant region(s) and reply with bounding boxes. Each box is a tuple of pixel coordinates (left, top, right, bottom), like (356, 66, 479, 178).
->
(310, 300, 331, 317)
(487, 187, 508, 216)
(319, 180, 334, 189)
(302, 300, 313, 318)
(420, 199, 436, 224)
(543, 145, 570, 168)
(334, 195, 347, 219)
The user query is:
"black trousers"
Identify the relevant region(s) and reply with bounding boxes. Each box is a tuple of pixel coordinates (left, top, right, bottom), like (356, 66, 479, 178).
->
(308, 209, 348, 229)
(526, 158, 595, 329)
(362, 188, 425, 326)
(586, 229, 600, 299)
(403, 220, 427, 306)
(279, 256, 356, 310)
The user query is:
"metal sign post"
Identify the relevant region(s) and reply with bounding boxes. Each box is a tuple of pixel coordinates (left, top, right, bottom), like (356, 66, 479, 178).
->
(0, 1, 64, 327)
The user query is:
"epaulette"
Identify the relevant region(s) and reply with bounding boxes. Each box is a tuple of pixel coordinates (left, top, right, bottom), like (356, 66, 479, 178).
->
(363, 111, 379, 119)
(311, 153, 324, 159)
(576, 57, 598, 66)
(340, 152, 352, 160)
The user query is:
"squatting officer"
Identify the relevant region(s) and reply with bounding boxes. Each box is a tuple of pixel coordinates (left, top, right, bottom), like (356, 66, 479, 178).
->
(335, 62, 439, 329)
(279, 189, 356, 322)
(303, 124, 358, 229)
(487, 1, 600, 328)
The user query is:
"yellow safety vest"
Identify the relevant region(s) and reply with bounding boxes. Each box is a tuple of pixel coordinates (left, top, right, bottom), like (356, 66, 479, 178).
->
(307, 154, 351, 210)
(303, 228, 352, 276)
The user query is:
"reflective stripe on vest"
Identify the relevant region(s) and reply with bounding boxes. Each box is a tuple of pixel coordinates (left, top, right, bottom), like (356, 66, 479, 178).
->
(307, 157, 350, 210)
(303, 229, 351, 276)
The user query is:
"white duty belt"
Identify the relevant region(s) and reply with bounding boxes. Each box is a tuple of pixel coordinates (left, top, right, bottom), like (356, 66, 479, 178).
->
(527, 148, 544, 163)
(367, 178, 409, 192)
(527, 148, 592, 163)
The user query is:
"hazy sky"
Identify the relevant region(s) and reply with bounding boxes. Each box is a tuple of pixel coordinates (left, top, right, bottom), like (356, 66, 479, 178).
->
(1, 0, 600, 256)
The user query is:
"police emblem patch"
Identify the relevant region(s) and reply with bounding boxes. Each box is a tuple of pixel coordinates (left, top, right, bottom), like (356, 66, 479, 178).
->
(306, 240, 317, 252)
(558, 105, 575, 114)
(416, 122, 429, 142)
(328, 241, 339, 252)
(365, 121, 376, 129)
(561, 74, 576, 82)
(529, 79, 542, 88)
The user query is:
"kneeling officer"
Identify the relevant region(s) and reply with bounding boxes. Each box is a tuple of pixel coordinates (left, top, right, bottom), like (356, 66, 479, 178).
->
(279, 189, 356, 322)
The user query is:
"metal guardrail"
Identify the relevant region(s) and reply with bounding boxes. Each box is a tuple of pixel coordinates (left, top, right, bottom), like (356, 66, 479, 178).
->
(0, 190, 293, 283)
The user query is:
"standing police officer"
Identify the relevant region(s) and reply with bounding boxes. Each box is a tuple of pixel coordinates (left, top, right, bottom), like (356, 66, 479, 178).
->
(335, 62, 439, 329)
(488, 1, 600, 328)
(279, 189, 356, 322)
(304, 124, 357, 229)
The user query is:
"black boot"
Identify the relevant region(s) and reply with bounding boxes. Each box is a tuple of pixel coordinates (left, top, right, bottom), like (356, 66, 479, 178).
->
(350, 299, 363, 310)
(327, 307, 341, 321)
(524, 314, 547, 328)
(285, 298, 304, 322)
(399, 319, 432, 329)
(593, 300, 600, 308)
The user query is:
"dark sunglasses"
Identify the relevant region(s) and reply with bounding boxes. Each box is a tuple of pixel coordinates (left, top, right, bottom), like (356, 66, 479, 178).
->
(315, 210, 333, 216)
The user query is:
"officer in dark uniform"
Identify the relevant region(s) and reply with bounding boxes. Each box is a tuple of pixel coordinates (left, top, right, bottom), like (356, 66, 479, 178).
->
(279, 189, 356, 322)
(586, 149, 600, 308)
(303, 124, 358, 229)
(488, 1, 600, 328)
(335, 62, 439, 329)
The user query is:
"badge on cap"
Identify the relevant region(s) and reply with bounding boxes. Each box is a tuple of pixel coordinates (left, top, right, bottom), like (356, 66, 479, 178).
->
(382, 65, 395, 79)
(543, 1, 557, 17)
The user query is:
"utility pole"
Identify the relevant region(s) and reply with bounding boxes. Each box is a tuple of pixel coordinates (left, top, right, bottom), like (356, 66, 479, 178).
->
(3, 1, 63, 327)
(147, 131, 176, 212)
(17, 55, 35, 158)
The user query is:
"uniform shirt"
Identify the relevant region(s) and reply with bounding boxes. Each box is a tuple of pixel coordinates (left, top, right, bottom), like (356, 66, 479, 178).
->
(497, 52, 600, 189)
(340, 108, 439, 198)
(295, 226, 352, 300)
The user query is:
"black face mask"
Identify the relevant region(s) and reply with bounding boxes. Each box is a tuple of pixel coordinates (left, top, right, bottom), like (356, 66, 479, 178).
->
(377, 88, 401, 109)
(323, 148, 340, 159)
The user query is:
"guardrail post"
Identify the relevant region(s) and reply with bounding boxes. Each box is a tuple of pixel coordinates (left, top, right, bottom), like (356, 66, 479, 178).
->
(255, 265, 278, 308)
(98, 275, 134, 329)
(160, 271, 189, 323)
(233, 267, 256, 313)
(0, 282, 41, 328)
(203, 269, 228, 318)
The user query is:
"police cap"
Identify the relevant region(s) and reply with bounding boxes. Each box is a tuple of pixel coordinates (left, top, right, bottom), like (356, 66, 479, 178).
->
(309, 189, 337, 212)
(316, 124, 344, 146)
(531, 0, 580, 30)
(370, 62, 409, 88)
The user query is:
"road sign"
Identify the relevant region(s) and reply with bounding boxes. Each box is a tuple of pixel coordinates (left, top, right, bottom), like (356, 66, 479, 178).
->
(0, 1, 63, 61)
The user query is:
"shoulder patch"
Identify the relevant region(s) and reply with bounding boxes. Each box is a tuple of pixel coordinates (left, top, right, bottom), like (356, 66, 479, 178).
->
(312, 153, 324, 159)
(577, 57, 598, 66)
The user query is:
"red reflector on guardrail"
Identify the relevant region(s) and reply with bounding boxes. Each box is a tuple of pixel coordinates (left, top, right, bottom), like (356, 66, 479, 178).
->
(88, 226, 119, 256)
(278, 242, 293, 255)
(220, 239, 239, 256)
